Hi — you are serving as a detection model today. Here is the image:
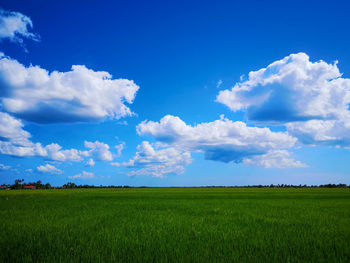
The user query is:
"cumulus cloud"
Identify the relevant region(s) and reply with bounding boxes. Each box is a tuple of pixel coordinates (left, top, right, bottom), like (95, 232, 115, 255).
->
(68, 171, 94, 180)
(217, 53, 350, 148)
(0, 9, 39, 44)
(112, 141, 193, 177)
(242, 150, 307, 168)
(0, 112, 44, 157)
(0, 112, 92, 161)
(0, 163, 10, 170)
(217, 52, 350, 123)
(137, 115, 299, 165)
(84, 141, 113, 161)
(0, 113, 116, 163)
(0, 140, 88, 161)
(0, 141, 39, 157)
(37, 164, 62, 174)
(0, 54, 139, 123)
(0, 111, 31, 146)
(45, 143, 86, 162)
(114, 142, 125, 157)
(0, 123, 88, 162)
(0, 113, 118, 164)
(85, 158, 95, 167)
(286, 118, 350, 147)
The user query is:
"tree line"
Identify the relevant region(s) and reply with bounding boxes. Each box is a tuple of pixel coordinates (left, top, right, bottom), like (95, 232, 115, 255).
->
(1, 179, 52, 189)
(0, 179, 349, 189)
(0, 179, 133, 189)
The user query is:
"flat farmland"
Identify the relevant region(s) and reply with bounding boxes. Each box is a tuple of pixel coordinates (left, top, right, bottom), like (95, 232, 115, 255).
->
(0, 188, 349, 262)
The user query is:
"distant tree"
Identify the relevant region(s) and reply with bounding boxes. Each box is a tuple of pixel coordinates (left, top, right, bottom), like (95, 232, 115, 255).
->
(11, 179, 24, 189)
(63, 182, 77, 189)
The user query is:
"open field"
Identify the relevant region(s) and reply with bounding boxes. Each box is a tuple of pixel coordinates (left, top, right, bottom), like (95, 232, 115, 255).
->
(0, 188, 349, 262)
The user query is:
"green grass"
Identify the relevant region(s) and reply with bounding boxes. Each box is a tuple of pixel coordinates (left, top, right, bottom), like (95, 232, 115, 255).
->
(0, 188, 349, 262)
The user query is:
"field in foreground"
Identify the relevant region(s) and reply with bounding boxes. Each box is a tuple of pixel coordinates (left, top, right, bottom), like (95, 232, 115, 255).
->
(0, 188, 349, 262)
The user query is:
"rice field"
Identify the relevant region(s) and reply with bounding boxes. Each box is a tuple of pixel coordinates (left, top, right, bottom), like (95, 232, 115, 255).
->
(0, 188, 349, 262)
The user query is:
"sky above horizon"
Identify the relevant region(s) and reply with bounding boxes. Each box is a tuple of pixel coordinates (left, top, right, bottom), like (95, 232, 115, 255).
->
(0, 0, 350, 186)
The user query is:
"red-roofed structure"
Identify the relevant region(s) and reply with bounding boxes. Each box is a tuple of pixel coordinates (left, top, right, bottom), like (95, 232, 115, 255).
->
(23, 186, 36, 189)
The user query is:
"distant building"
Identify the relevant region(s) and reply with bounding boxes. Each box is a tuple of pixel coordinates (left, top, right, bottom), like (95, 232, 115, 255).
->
(23, 186, 36, 189)
(0, 186, 8, 190)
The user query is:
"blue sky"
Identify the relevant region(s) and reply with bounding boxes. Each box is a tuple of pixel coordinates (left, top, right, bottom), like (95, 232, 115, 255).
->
(0, 0, 350, 186)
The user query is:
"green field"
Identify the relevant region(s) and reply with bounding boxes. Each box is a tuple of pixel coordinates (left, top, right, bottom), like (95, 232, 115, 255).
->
(0, 188, 349, 262)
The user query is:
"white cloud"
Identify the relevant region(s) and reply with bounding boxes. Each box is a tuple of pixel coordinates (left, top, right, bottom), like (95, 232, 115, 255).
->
(68, 171, 94, 180)
(44, 143, 86, 162)
(0, 112, 90, 161)
(0, 140, 88, 162)
(286, 118, 350, 147)
(242, 150, 307, 168)
(114, 142, 125, 157)
(137, 115, 298, 165)
(0, 141, 39, 157)
(216, 53, 350, 123)
(37, 164, 62, 174)
(0, 163, 10, 170)
(1, 139, 114, 163)
(0, 9, 39, 43)
(0, 112, 122, 163)
(216, 52, 350, 149)
(0, 54, 139, 123)
(113, 141, 193, 177)
(25, 168, 33, 173)
(0, 112, 31, 146)
(216, 79, 223, 88)
(84, 141, 113, 161)
(85, 158, 95, 167)
(0, 112, 43, 157)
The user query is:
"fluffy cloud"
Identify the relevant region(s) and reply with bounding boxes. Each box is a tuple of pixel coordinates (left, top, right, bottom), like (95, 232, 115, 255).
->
(0, 115, 117, 163)
(0, 140, 88, 161)
(0, 54, 139, 123)
(137, 115, 298, 165)
(84, 141, 113, 161)
(68, 171, 94, 180)
(0, 141, 43, 158)
(0, 9, 39, 43)
(0, 112, 96, 162)
(112, 141, 193, 177)
(217, 53, 350, 148)
(0, 112, 31, 146)
(217, 53, 350, 123)
(37, 164, 62, 174)
(286, 118, 350, 147)
(44, 143, 86, 162)
(0, 163, 10, 170)
(0, 114, 115, 163)
(242, 150, 307, 168)
(114, 142, 125, 157)
(0, 112, 44, 157)
(85, 158, 95, 167)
